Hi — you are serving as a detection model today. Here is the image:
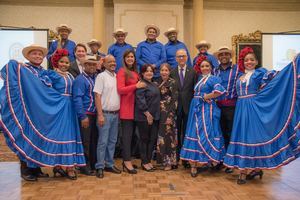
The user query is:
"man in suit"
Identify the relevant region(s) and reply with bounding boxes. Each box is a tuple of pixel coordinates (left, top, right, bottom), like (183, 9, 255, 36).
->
(170, 49, 197, 168)
(68, 43, 87, 78)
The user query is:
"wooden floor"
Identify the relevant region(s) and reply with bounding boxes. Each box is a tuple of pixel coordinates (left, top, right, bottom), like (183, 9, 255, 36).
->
(0, 159, 300, 200)
(1, 133, 300, 200)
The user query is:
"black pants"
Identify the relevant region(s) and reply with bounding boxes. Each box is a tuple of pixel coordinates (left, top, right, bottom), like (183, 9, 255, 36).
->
(121, 119, 136, 161)
(136, 120, 159, 164)
(176, 109, 189, 161)
(220, 106, 235, 149)
(79, 114, 98, 170)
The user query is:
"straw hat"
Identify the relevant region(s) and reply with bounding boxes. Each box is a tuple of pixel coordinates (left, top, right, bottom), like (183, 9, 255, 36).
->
(22, 44, 48, 60)
(112, 28, 128, 37)
(213, 46, 233, 57)
(164, 27, 179, 37)
(195, 40, 211, 49)
(81, 55, 99, 65)
(87, 39, 102, 48)
(144, 24, 160, 37)
(56, 24, 72, 33)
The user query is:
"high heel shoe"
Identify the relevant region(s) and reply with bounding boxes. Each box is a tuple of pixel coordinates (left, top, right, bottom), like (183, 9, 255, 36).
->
(66, 168, 77, 180)
(246, 170, 263, 180)
(53, 167, 67, 177)
(122, 162, 137, 174)
(190, 167, 198, 178)
(141, 164, 154, 172)
(237, 173, 247, 185)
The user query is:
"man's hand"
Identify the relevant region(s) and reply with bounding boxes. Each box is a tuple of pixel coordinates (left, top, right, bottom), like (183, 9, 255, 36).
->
(81, 117, 89, 128)
(97, 114, 105, 127)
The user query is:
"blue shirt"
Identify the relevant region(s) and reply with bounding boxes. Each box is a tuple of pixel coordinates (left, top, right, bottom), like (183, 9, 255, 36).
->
(72, 72, 96, 120)
(165, 41, 192, 68)
(47, 39, 76, 62)
(214, 63, 242, 101)
(193, 52, 219, 69)
(136, 40, 166, 78)
(108, 42, 133, 72)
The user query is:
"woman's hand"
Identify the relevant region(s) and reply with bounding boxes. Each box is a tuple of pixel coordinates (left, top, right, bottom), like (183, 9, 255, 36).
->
(136, 81, 146, 89)
(144, 111, 153, 125)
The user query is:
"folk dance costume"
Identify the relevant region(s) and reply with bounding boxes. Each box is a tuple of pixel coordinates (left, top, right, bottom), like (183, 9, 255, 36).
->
(0, 60, 85, 168)
(180, 75, 226, 163)
(224, 54, 300, 170)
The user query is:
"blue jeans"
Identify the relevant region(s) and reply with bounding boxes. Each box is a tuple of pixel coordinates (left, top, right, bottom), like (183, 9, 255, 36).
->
(95, 113, 119, 169)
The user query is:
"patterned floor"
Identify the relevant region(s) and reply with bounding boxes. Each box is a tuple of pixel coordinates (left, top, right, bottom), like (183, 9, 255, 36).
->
(1, 133, 300, 200)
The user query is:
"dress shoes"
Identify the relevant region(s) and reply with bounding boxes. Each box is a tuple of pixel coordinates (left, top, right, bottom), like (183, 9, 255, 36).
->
(21, 174, 37, 181)
(79, 167, 95, 176)
(96, 169, 104, 178)
(104, 166, 122, 174)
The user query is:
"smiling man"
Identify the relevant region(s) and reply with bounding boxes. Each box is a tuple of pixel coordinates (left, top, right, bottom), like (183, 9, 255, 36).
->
(94, 55, 121, 178)
(164, 27, 192, 69)
(47, 24, 76, 64)
(136, 24, 166, 79)
(108, 28, 133, 72)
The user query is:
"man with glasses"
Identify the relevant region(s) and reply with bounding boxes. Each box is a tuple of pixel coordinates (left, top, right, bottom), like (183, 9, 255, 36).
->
(170, 49, 197, 168)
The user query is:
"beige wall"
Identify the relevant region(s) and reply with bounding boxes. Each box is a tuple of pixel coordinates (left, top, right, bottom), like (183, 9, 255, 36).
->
(184, 9, 300, 57)
(1, 4, 300, 57)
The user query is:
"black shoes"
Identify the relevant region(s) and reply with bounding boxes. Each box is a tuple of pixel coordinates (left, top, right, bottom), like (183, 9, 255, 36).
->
(104, 166, 122, 174)
(237, 173, 247, 185)
(21, 174, 37, 181)
(141, 164, 154, 172)
(96, 169, 104, 178)
(79, 167, 95, 176)
(122, 162, 137, 174)
(225, 168, 233, 174)
(53, 167, 67, 177)
(246, 170, 263, 180)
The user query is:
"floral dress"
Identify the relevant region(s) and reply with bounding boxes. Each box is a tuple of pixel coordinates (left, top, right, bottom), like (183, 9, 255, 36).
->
(156, 78, 178, 167)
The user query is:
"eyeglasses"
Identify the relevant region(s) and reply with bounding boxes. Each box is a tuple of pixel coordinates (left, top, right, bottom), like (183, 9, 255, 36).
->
(176, 55, 187, 58)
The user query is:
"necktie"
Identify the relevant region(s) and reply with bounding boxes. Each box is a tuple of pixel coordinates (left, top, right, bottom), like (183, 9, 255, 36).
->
(179, 68, 184, 87)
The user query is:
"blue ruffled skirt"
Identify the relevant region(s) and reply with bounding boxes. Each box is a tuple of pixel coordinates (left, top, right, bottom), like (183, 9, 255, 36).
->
(0, 61, 86, 168)
(224, 56, 300, 170)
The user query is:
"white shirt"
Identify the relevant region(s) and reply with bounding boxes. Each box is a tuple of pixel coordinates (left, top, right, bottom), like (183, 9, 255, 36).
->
(93, 70, 120, 111)
(76, 59, 83, 73)
(178, 65, 187, 78)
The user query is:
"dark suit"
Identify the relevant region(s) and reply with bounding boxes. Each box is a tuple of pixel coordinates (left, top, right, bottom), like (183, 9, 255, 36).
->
(170, 66, 197, 161)
(69, 60, 81, 78)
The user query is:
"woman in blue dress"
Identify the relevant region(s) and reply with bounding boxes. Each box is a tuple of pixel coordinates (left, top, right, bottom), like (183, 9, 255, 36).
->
(0, 46, 85, 181)
(224, 47, 300, 184)
(180, 56, 226, 177)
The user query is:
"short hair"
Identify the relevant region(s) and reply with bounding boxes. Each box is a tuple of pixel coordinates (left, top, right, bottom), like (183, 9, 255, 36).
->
(74, 43, 87, 52)
(140, 64, 154, 78)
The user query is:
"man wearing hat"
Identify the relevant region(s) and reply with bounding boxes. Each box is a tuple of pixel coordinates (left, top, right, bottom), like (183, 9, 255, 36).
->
(164, 27, 192, 68)
(108, 28, 133, 72)
(47, 24, 76, 65)
(213, 46, 242, 173)
(87, 39, 106, 60)
(193, 40, 219, 69)
(136, 24, 166, 79)
(1, 44, 49, 181)
(72, 55, 99, 176)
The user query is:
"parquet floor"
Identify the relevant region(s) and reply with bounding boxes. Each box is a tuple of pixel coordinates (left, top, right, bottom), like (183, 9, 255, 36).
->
(1, 133, 300, 200)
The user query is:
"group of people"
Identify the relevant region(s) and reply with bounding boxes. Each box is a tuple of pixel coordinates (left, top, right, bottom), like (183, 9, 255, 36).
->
(0, 23, 299, 185)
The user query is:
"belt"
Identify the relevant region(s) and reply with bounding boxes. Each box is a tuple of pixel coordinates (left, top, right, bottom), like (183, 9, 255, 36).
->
(103, 110, 119, 114)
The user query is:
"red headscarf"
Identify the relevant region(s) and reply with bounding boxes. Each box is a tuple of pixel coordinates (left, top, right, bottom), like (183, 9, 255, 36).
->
(238, 46, 254, 73)
(193, 55, 209, 75)
(51, 49, 69, 68)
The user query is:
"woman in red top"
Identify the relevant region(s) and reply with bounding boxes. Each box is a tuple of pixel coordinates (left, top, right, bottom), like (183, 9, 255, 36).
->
(117, 49, 146, 174)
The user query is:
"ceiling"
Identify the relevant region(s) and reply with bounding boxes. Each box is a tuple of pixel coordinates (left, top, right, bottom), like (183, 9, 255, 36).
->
(0, 0, 300, 11)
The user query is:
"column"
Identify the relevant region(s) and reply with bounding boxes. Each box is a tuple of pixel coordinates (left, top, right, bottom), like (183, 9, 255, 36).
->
(192, 0, 204, 57)
(93, 0, 106, 50)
